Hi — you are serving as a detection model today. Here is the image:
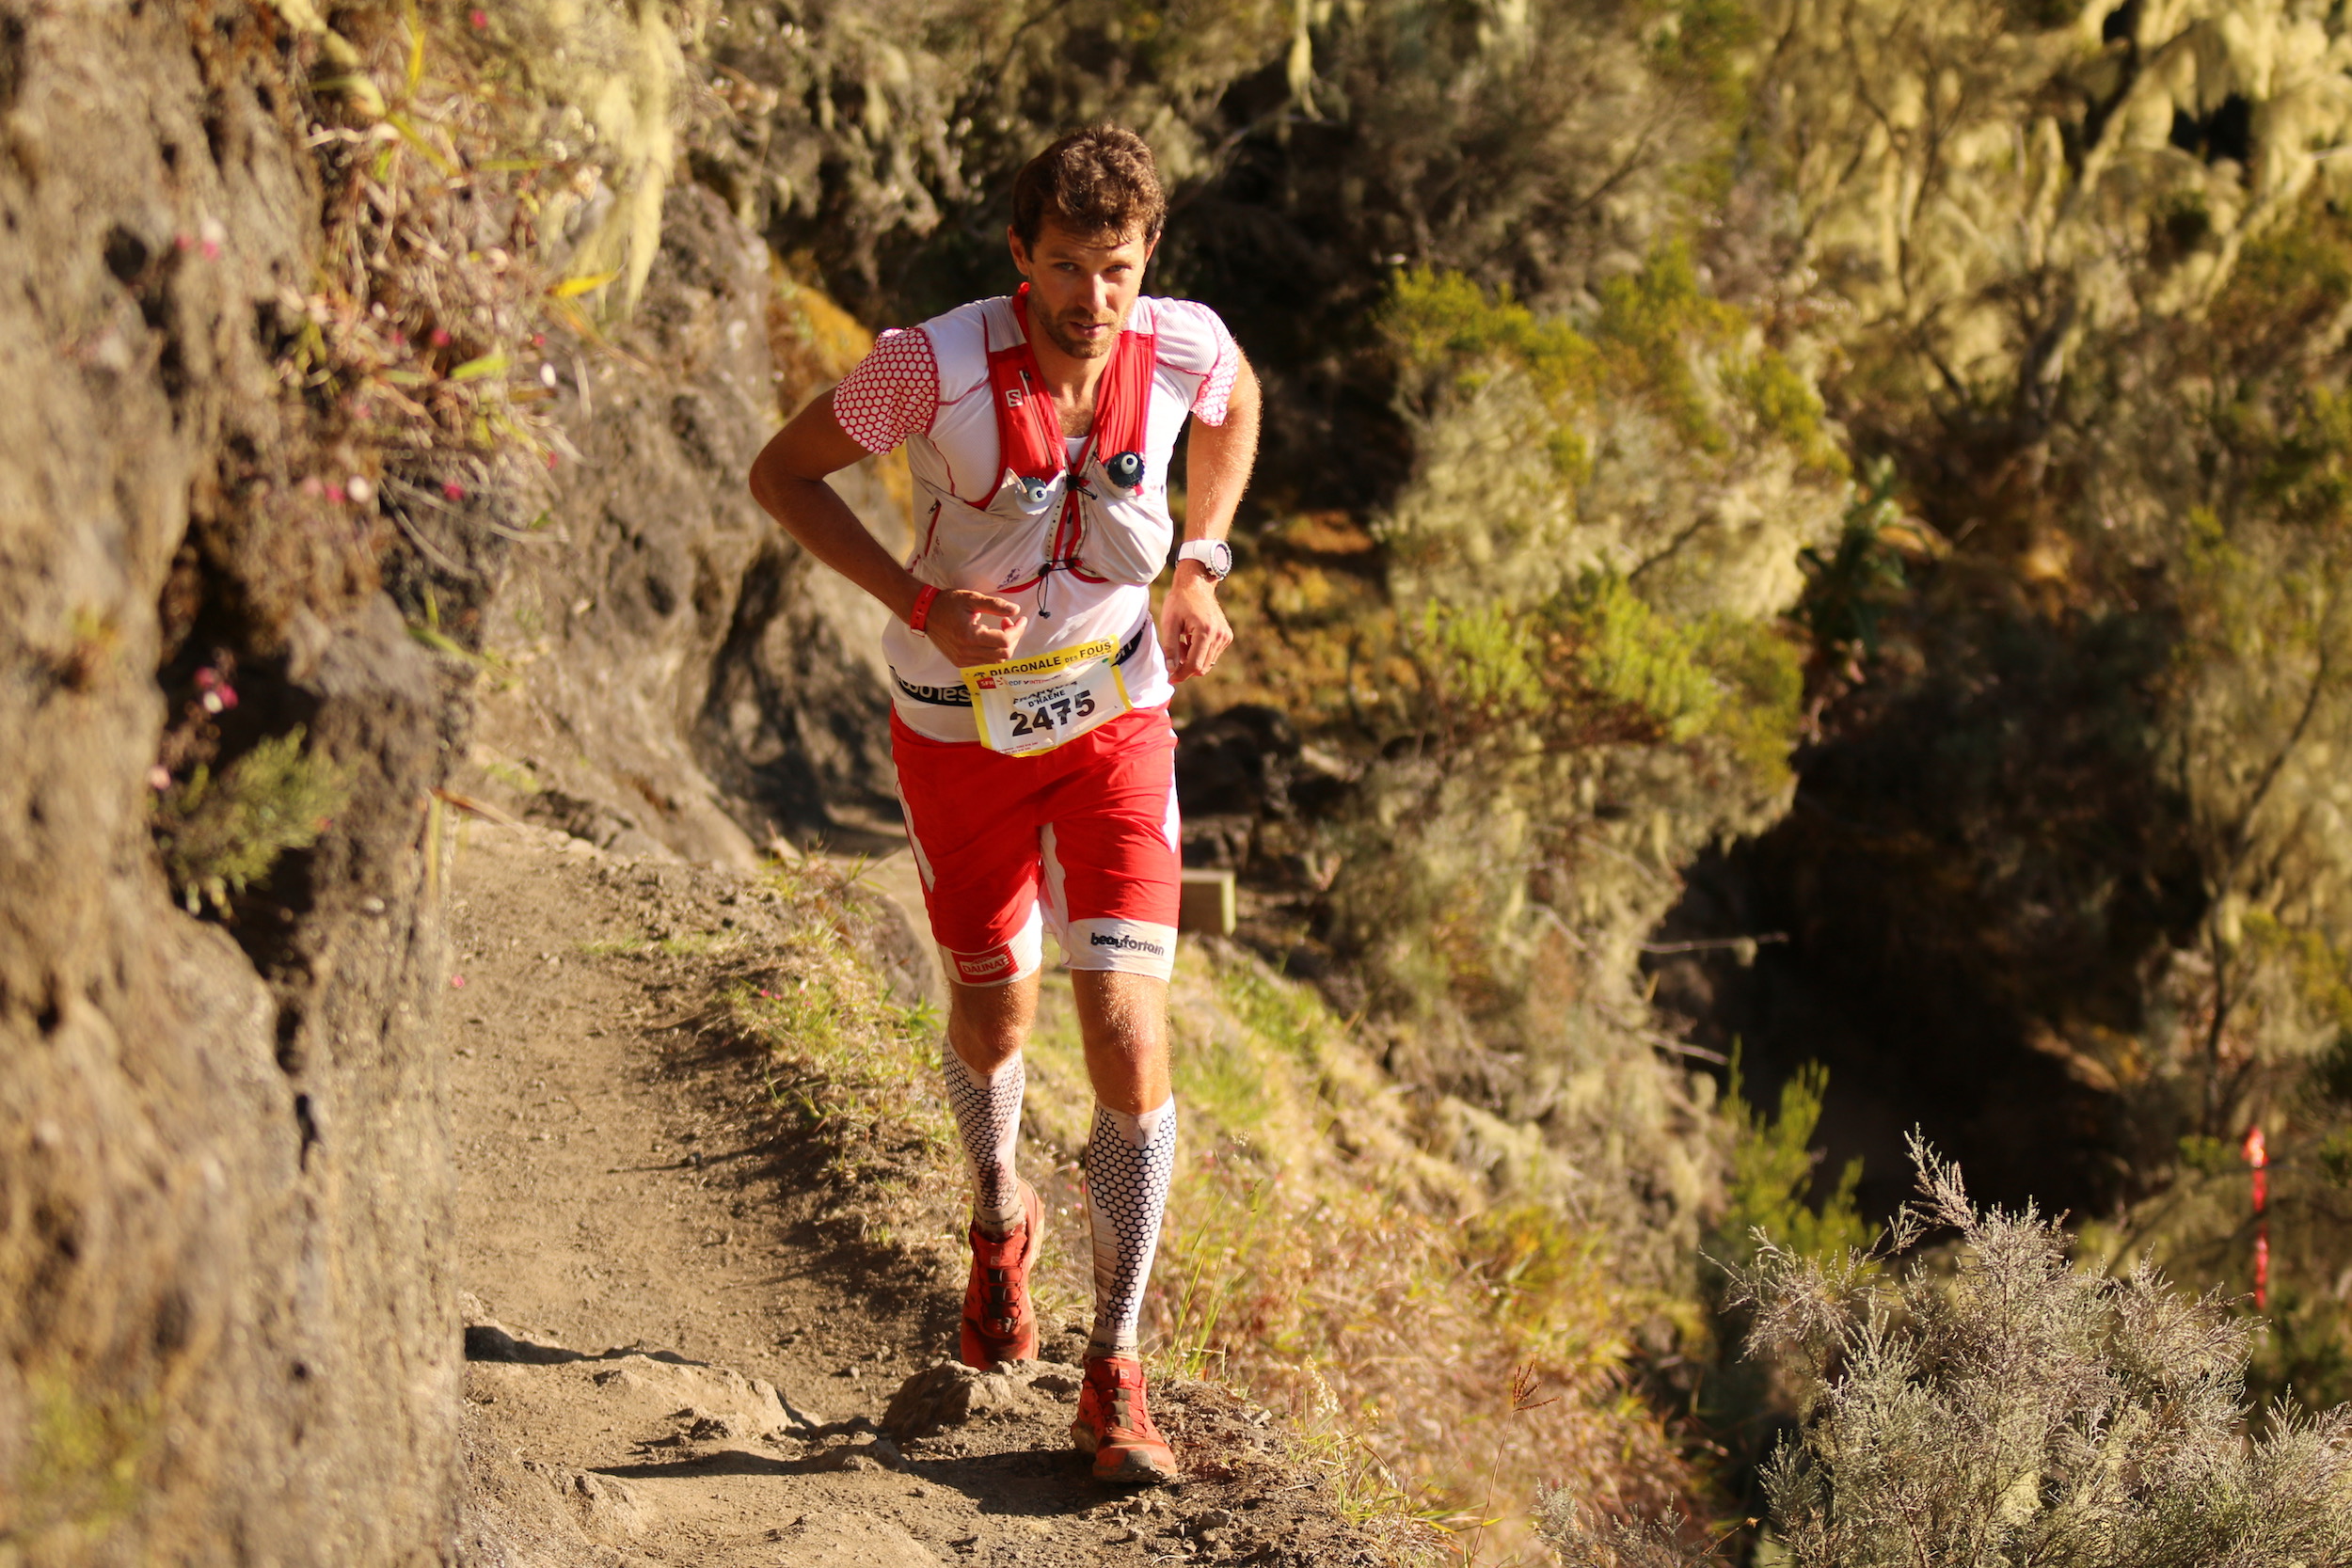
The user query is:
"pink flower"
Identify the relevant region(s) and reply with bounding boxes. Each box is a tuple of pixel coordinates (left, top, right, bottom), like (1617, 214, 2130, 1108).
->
(451, 974, 468, 989)
(429, 327, 452, 348)
(149, 766, 172, 791)
(469, 8, 486, 25)
(545, 451, 559, 469)
(194, 668, 220, 690)
(442, 481, 466, 501)
(326, 483, 347, 503)
(174, 232, 194, 251)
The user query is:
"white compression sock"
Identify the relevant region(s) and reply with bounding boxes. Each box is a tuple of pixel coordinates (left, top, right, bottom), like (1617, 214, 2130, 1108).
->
(942, 1048, 1025, 1236)
(1086, 1096, 1178, 1360)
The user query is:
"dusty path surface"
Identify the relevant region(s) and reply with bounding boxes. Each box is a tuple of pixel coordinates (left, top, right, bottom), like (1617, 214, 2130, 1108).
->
(442, 821, 1387, 1567)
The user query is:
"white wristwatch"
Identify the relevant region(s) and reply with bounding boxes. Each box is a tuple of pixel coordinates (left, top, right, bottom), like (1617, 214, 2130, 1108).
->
(1176, 539, 1232, 581)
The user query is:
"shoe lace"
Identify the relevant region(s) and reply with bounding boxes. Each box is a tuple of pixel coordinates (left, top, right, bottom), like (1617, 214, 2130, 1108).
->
(971, 1225, 1029, 1335)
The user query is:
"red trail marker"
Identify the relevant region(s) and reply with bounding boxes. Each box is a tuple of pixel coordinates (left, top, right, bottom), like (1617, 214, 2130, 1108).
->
(2243, 1124, 2269, 1311)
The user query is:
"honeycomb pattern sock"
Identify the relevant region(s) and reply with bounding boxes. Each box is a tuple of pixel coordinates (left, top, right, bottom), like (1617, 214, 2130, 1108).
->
(943, 1047, 1025, 1237)
(1086, 1096, 1178, 1359)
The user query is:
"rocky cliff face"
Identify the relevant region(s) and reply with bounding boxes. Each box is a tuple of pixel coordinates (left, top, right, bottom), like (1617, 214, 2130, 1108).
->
(463, 182, 912, 864)
(0, 10, 927, 1558)
(0, 4, 461, 1560)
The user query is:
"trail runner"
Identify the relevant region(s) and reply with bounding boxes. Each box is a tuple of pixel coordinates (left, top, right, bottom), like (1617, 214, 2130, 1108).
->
(747, 125, 1261, 1484)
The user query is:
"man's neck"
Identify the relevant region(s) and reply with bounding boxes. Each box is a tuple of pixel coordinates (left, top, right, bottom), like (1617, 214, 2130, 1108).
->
(1027, 325, 1112, 409)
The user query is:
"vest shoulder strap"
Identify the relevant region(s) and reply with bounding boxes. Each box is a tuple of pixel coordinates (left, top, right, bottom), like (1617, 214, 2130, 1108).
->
(980, 288, 1158, 487)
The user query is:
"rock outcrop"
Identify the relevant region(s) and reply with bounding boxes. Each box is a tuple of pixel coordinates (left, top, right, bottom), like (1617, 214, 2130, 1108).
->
(1, 5, 461, 1560)
(467, 183, 912, 861)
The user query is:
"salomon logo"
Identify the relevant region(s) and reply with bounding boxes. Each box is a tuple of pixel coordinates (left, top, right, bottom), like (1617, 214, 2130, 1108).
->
(1089, 931, 1168, 957)
(1004, 387, 1025, 408)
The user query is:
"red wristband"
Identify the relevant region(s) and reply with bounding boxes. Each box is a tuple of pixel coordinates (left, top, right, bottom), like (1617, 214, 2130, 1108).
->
(907, 584, 941, 634)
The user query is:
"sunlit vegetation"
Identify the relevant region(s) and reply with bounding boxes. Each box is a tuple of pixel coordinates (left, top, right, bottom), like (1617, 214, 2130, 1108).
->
(286, 0, 2352, 1554)
(152, 729, 354, 914)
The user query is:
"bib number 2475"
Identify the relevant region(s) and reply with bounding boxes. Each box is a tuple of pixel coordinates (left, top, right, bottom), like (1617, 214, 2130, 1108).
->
(961, 638, 1133, 756)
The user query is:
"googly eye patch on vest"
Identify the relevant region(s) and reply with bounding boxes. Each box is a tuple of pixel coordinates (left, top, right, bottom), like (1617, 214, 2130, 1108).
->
(1000, 472, 1055, 511)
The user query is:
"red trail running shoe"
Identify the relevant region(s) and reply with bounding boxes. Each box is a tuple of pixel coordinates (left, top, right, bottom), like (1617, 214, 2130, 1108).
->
(1072, 1354, 1180, 1483)
(960, 1180, 1042, 1367)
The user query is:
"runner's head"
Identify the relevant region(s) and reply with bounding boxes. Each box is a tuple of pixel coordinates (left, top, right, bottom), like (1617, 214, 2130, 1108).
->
(1007, 126, 1164, 362)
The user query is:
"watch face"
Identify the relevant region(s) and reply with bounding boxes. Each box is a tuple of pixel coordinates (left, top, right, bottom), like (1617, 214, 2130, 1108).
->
(1183, 540, 1232, 578)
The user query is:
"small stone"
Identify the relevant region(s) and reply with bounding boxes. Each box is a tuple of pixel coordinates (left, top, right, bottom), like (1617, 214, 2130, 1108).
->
(686, 1410, 744, 1441)
(881, 1361, 1031, 1439)
(811, 1433, 898, 1472)
(815, 1448, 882, 1473)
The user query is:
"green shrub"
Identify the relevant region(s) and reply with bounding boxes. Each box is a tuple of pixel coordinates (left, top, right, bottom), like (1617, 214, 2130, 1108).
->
(1565, 573, 1724, 744)
(1381, 265, 1601, 414)
(1711, 1054, 1869, 1274)
(152, 728, 354, 913)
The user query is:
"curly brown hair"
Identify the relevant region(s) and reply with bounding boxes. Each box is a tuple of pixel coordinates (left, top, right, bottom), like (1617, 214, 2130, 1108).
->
(1009, 125, 1166, 249)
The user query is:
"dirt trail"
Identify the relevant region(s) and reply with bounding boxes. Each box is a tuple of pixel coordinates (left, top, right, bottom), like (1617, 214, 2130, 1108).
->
(442, 819, 1385, 1567)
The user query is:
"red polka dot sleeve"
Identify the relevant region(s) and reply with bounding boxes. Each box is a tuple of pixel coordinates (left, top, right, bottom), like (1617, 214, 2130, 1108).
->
(830, 328, 940, 453)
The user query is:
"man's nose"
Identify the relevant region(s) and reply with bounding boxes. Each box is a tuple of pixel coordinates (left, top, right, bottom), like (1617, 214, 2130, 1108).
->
(1087, 274, 1116, 315)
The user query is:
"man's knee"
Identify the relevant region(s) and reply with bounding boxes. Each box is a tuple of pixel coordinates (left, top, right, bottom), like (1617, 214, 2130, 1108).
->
(1072, 971, 1168, 1052)
(948, 976, 1037, 1071)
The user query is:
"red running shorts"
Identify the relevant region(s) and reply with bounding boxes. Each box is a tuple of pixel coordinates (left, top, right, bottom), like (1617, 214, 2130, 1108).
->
(891, 705, 1182, 988)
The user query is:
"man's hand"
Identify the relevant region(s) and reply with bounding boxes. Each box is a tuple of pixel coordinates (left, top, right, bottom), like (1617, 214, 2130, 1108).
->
(925, 589, 1029, 668)
(1158, 563, 1232, 682)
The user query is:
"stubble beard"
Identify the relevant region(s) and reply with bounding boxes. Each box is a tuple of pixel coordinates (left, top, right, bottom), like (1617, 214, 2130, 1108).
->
(1039, 309, 1118, 361)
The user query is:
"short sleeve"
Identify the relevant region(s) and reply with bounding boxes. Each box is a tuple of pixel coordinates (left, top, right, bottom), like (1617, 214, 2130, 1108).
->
(1147, 298, 1240, 426)
(830, 328, 940, 453)
(1194, 334, 1240, 426)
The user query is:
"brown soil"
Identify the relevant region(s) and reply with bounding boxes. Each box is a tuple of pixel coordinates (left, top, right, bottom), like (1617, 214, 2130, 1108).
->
(444, 819, 1391, 1567)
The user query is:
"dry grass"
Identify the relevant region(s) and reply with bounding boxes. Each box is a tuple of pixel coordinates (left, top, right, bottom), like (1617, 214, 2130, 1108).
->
(712, 858, 956, 1250)
(294, 4, 580, 495)
(231, 0, 684, 636)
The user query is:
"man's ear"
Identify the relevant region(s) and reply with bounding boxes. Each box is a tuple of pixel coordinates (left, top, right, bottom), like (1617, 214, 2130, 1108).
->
(1007, 226, 1032, 278)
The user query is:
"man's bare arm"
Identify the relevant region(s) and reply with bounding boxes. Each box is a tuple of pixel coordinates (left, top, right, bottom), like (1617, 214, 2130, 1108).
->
(1159, 352, 1260, 680)
(1181, 352, 1261, 549)
(747, 392, 1025, 667)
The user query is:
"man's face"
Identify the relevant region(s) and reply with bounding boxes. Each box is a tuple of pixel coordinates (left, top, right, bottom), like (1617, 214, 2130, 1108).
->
(1008, 216, 1155, 362)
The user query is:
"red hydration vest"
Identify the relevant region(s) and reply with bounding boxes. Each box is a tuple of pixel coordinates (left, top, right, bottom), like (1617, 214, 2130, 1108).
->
(981, 286, 1155, 596)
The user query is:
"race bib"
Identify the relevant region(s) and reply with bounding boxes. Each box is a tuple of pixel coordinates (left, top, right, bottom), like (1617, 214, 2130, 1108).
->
(962, 638, 1133, 756)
